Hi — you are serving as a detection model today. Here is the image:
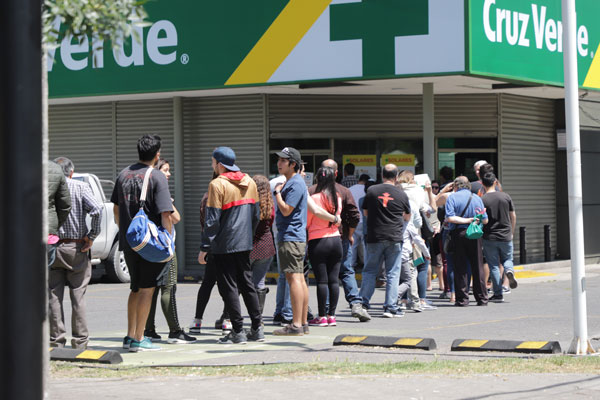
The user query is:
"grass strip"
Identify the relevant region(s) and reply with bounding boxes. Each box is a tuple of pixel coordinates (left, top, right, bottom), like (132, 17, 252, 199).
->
(51, 356, 600, 379)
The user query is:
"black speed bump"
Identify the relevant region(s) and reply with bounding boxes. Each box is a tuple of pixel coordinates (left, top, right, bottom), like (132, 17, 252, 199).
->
(451, 339, 561, 354)
(50, 347, 123, 364)
(334, 334, 436, 350)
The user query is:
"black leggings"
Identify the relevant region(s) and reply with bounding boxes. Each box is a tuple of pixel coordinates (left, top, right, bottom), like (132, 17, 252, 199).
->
(308, 237, 342, 317)
(194, 255, 228, 321)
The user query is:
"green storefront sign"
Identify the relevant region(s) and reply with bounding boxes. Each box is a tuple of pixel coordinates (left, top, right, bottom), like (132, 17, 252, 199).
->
(48, 0, 600, 98)
(48, 0, 465, 98)
(469, 0, 600, 89)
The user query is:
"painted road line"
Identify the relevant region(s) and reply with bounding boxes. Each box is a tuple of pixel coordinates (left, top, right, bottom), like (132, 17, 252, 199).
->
(50, 347, 123, 364)
(334, 335, 436, 350)
(451, 339, 561, 354)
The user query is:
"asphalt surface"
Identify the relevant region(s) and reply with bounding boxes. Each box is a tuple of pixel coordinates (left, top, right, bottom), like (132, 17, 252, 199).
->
(48, 262, 600, 399)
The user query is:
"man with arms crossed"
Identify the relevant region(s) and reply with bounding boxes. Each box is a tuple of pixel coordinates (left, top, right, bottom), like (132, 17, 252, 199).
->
(112, 134, 173, 352)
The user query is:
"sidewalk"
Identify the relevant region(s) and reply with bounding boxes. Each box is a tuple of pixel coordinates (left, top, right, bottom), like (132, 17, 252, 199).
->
(69, 263, 600, 367)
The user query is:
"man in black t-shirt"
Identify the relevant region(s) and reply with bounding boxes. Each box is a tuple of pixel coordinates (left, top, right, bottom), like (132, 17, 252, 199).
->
(481, 172, 518, 302)
(111, 134, 173, 352)
(359, 164, 411, 318)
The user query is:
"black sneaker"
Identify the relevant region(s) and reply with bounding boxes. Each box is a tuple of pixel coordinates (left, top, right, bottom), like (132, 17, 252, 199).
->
(167, 330, 197, 344)
(506, 271, 518, 289)
(489, 294, 504, 303)
(144, 329, 162, 342)
(218, 330, 247, 344)
(247, 326, 265, 342)
(273, 314, 292, 326)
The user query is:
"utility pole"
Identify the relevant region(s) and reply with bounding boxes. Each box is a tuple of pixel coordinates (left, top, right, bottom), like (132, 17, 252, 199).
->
(0, 1, 44, 399)
(561, 0, 595, 355)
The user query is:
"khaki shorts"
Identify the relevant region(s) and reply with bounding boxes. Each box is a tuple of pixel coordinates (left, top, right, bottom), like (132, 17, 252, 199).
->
(278, 241, 306, 274)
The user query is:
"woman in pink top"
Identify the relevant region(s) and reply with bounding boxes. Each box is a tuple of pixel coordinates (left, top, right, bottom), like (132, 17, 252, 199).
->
(307, 167, 343, 327)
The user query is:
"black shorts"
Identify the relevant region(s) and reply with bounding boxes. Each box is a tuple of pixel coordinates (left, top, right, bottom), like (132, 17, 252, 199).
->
(123, 247, 168, 291)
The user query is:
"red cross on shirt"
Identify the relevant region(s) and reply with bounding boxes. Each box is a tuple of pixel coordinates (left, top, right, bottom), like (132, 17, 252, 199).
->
(378, 192, 394, 207)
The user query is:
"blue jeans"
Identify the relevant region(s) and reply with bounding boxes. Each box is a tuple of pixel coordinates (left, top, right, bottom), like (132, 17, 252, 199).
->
(251, 257, 273, 290)
(442, 229, 455, 293)
(274, 246, 293, 320)
(360, 241, 402, 313)
(482, 240, 514, 296)
(417, 260, 428, 299)
(339, 238, 362, 306)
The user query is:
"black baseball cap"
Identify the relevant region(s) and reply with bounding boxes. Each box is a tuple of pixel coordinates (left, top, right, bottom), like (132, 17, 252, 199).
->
(275, 147, 303, 165)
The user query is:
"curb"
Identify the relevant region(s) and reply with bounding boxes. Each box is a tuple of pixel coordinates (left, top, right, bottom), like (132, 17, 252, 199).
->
(451, 339, 561, 354)
(50, 347, 123, 364)
(333, 334, 437, 350)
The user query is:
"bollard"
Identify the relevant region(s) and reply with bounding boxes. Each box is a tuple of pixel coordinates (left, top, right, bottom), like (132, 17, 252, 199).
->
(519, 226, 527, 264)
(544, 225, 551, 262)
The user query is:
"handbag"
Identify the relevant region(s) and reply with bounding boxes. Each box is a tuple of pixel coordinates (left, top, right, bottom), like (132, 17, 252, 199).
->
(126, 167, 175, 263)
(466, 214, 484, 239)
(419, 209, 435, 240)
(443, 194, 473, 254)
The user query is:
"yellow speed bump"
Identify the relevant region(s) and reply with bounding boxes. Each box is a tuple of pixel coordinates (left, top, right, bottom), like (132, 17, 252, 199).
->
(452, 339, 561, 354)
(50, 347, 122, 364)
(334, 335, 436, 350)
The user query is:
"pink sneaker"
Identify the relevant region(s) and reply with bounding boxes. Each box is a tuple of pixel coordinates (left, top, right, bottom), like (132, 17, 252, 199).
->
(308, 317, 328, 327)
(327, 316, 337, 326)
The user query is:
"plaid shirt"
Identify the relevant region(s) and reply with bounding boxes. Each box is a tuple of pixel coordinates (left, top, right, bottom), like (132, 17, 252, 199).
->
(341, 175, 359, 188)
(58, 178, 102, 240)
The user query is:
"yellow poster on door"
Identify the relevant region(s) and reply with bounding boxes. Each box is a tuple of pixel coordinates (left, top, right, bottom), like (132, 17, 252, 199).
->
(343, 155, 376, 180)
(380, 154, 415, 173)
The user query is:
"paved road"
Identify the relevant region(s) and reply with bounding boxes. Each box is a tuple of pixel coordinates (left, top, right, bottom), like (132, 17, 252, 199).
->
(49, 263, 600, 399)
(57, 263, 600, 366)
(51, 374, 600, 400)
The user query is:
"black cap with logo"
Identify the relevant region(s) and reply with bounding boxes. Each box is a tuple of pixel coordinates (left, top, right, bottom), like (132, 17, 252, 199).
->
(275, 147, 303, 165)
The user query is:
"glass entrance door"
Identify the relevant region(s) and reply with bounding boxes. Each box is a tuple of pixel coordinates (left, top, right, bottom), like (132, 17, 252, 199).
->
(437, 138, 498, 181)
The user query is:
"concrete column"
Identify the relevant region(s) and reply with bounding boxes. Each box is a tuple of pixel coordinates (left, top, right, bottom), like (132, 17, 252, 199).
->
(173, 97, 186, 277)
(423, 83, 435, 179)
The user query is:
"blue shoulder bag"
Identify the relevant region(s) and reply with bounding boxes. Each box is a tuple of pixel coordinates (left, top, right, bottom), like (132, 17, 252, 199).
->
(126, 167, 175, 263)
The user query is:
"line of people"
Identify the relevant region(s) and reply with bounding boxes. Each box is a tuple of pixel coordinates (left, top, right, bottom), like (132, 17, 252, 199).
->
(46, 134, 519, 351)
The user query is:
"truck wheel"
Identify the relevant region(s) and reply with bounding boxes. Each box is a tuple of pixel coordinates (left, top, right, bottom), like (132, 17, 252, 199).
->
(105, 241, 130, 283)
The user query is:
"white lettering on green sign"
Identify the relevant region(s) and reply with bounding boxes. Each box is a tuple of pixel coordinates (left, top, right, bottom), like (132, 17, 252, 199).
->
(483, 0, 589, 57)
(47, 19, 179, 72)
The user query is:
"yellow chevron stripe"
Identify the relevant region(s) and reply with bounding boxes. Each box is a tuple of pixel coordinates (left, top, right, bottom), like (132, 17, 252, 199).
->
(341, 336, 367, 344)
(458, 339, 488, 348)
(76, 350, 107, 360)
(516, 341, 548, 350)
(583, 42, 600, 89)
(394, 338, 423, 346)
(225, 0, 331, 85)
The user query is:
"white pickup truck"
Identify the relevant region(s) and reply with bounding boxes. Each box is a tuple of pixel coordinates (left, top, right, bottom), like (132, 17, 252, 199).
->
(71, 173, 130, 283)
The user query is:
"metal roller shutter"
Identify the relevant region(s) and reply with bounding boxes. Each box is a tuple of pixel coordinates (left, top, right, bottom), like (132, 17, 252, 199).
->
(182, 95, 266, 271)
(500, 94, 556, 263)
(115, 99, 175, 194)
(268, 94, 498, 139)
(48, 103, 114, 182)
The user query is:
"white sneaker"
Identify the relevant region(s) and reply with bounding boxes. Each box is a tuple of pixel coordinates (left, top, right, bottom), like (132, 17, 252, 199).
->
(382, 310, 404, 318)
(189, 318, 202, 335)
(420, 302, 437, 310)
(222, 319, 233, 333)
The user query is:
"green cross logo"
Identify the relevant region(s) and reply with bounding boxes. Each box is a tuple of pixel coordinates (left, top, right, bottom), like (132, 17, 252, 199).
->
(330, 0, 429, 77)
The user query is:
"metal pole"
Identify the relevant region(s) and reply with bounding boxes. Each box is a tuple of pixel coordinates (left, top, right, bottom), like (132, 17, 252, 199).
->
(173, 97, 186, 279)
(519, 226, 527, 265)
(544, 225, 552, 262)
(0, 0, 44, 398)
(562, 0, 594, 355)
(423, 83, 435, 179)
